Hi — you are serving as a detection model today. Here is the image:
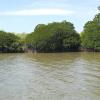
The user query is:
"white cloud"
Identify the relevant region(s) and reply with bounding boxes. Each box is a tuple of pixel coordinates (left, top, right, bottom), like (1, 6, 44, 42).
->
(0, 8, 74, 16)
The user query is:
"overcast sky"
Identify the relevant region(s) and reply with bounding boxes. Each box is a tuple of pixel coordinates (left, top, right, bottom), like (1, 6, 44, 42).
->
(0, 0, 99, 33)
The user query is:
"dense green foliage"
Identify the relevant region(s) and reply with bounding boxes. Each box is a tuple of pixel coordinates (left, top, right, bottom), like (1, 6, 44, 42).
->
(26, 21, 80, 52)
(81, 13, 100, 51)
(0, 11, 100, 53)
(0, 31, 24, 53)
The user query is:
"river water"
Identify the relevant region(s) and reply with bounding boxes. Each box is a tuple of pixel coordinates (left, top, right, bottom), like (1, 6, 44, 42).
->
(0, 52, 100, 100)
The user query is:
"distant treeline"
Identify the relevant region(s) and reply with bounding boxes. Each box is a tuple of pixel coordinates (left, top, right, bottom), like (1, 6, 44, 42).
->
(0, 13, 100, 53)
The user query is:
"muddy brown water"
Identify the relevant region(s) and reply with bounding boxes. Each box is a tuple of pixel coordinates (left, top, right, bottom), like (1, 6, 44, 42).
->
(0, 52, 100, 100)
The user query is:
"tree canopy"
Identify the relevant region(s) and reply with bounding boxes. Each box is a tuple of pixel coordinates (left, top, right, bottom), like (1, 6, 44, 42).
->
(81, 13, 100, 51)
(0, 11, 100, 53)
(26, 21, 80, 52)
(0, 31, 24, 52)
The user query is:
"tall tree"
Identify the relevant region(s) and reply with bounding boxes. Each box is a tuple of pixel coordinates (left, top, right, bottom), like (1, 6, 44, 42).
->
(26, 21, 80, 52)
(81, 9, 100, 51)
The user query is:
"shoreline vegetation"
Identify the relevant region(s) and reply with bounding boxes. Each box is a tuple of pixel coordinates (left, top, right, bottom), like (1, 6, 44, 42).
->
(0, 12, 100, 53)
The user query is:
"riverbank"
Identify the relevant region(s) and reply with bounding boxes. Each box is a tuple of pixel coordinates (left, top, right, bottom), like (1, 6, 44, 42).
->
(1, 49, 100, 53)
